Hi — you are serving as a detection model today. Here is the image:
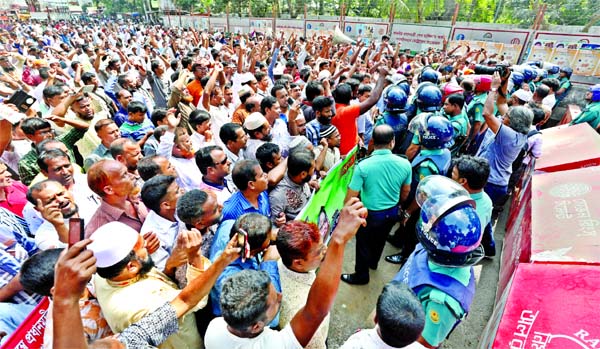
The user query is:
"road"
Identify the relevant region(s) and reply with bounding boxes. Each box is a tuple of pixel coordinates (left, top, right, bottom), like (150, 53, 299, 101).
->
(327, 209, 508, 348)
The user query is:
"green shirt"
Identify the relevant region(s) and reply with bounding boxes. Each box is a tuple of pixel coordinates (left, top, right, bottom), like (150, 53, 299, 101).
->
(349, 149, 412, 211)
(470, 191, 493, 229)
(414, 148, 445, 182)
(466, 93, 487, 124)
(570, 102, 600, 129)
(419, 262, 471, 347)
(18, 127, 86, 186)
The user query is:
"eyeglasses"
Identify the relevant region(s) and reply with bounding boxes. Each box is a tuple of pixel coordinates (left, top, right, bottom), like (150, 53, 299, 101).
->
(212, 157, 228, 166)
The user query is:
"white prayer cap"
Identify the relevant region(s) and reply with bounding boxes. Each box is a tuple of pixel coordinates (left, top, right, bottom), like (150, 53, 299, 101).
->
(513, 89, 533, 103)
(244, 112, 268, 131)
(88, 222, 139, 268)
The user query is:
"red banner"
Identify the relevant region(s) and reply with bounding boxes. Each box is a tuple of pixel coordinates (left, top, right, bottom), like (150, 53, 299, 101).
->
(1, 297, 50, 349)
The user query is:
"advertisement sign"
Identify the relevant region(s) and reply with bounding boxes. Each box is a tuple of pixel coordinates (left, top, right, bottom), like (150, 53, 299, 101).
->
(343, 21, 389, 41)
(389, 23, 450, 51)
(527, 45, 554, 63)
(451, 27, 530, 46)
(305, 20, 339, 37)
(531, 166, 600, 264)
(573, 49, 600, 77)
(482, 263, 600, 349)
(277, 19, 304, 37)
(249, 18, 273, 35)
(548, 47, 577, 68)
(534, 31, 600, 45)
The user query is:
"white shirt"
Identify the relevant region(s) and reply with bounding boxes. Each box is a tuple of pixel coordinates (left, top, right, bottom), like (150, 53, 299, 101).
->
(542, 93, 556, 110)
(272, 118, 291, 157)
(340, 328, 428, 349)
(71, 173, 101, 220)
(157, 131, 203, 192)
(190, 132, 214, 152)
(140, 211, 185, 270)
(204, 317, 302, 349)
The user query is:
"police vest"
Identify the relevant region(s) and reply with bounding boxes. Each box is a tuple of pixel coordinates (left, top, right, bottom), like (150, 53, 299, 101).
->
(410, 149, 451, 197)
(399, 245, 476, 315)
(379, 111, 409, 154)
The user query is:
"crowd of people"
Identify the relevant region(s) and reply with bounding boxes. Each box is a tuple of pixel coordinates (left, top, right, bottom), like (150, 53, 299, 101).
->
(0, 17, 597, 349)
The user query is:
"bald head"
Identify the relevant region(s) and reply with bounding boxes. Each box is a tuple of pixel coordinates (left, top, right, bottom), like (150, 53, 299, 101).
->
(372, 124, 395, 147)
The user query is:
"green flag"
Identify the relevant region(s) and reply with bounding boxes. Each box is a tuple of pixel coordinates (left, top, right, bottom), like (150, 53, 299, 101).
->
(296, 146, 358, 244)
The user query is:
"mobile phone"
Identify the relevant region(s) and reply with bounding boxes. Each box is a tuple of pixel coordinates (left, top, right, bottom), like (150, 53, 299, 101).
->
(6, 90, 36, 113)
(68, 218, 84, 247)
(236, 230, 250, 262)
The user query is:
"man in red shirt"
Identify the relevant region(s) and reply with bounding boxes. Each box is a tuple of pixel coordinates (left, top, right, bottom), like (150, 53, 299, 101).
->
(187, 61, 210, 107)
(331, 66, 388, 155)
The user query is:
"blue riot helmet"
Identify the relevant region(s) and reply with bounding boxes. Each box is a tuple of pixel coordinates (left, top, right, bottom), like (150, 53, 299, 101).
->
(419, 114, 454, 150)
(521, 66, 535, 83)
(415, 175, 471, 209)
(589, 84, 600, 102)
(526, 60, 542, 68)
(415, 176, 483, 267)
(416, 85, 442, 112)
(544, 63, 559, 75)
(560, 66, 573, 79)
(384, 85, 408, 113)
(418, 66, 439, 84)
(510, 71, 524, 87)
(534, 68, 547, 80)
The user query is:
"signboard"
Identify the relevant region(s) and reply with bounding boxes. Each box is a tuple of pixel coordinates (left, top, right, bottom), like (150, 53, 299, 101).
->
(574, 48, 600, 77)
(389, 23, 451, 51)
(277, 19, 304, 37)
(343, 21, 389, 41)
(534, 31, 600, 45)
(531, 166, 600, 264)
(451, 27, 530, 46)
(535, 123, 600, 173)
(527, 44, 554, 63)
(481, 263, 600, 349)
(305, 20, 338, 37)
(548, 47, 577, 68)
(249, 18, 273, 35)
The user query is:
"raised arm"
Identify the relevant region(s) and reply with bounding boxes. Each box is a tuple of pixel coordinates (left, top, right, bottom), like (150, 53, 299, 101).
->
(290, 198, 367, 347)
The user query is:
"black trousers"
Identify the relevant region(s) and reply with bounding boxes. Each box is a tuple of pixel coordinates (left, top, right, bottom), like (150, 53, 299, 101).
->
(355, 206, 399, 277)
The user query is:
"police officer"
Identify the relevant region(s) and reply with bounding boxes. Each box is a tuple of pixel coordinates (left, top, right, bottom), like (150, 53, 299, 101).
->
(555, 66, 573, 104)
(463, 75, 492, 155)
(442, 93, 469, 157)
(375, 85, 410, 154)
(342, 124, 412, 285)
(569, 84, 600, 130)
(392, 175, 483, 348)
(385, 115, 454, 265)
(405, 85, 443, 160)
(405, 67, 440, 120)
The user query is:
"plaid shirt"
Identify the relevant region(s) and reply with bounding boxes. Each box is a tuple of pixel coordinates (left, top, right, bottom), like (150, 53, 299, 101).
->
(18, 127, 87, 186)
(0, 242, 42, 305)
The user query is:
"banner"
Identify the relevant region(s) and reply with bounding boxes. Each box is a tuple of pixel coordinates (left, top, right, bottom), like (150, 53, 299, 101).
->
(527, 44, 554, 63)
(2, 297, 50, 349)
(574, 49, 600, 77)
(534, 31, 600, 45)
(343, 21, 389, 41)
(296, 147, 358, 244)
(277, 19, 305, 38)
(548, 47, 577, 68)
(501, 44, 524, 64)
(451, 27, 530, 46)
(389, 23, 451, 52)
(249, 18, 273, 35)
(305, 20, 338, 37)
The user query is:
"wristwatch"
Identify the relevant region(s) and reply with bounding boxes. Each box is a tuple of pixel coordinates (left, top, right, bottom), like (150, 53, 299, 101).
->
(491, 88, 498, 92)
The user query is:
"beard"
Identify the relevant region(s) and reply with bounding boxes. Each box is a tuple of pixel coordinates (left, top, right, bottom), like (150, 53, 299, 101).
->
(62, 203, 79, 219)
(136, 255, 155, 276)
(317, 116, 331, 125)
(262, 133, 273, 142)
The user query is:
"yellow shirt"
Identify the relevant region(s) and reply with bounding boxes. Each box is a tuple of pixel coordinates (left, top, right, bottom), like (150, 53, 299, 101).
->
(94, 260, 210, 349)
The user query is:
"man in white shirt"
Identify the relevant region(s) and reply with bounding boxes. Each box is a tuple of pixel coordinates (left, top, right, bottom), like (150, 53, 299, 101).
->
(204, 198, 368, 349)
(340, 281, 427, 349)
(140, 175, 186, 272)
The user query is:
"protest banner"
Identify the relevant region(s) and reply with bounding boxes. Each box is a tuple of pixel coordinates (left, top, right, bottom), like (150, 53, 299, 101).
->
(1, 297, 50, 349)
(389, 23, 450, 52)
(305, 20, 338, 37)
(296, 147, 358, 244)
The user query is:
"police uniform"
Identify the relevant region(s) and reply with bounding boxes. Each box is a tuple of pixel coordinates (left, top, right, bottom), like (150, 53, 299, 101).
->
(393, 244, 475, 347)
(348, 149, 412, 279)
(570, 101, 600, 130)
(396, 148, 452, 261)
(556, 76, 571, 103)
(375, 111, 409, 154)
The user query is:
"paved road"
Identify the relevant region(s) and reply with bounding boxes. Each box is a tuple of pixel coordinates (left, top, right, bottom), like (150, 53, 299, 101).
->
(328, 210, 508, 348)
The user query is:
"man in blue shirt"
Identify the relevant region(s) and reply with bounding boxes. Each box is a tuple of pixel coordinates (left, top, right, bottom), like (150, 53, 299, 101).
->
(221, 159, 286, 227)
(209, 213, 281, 328)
